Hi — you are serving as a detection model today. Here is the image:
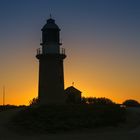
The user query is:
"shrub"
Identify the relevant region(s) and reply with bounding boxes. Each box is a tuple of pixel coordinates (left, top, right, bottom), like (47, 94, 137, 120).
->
(29, 97, 39, 106)
(81, 97, 115, 105)
(11, 104, 126, 134)
(122, 99, 140, 107)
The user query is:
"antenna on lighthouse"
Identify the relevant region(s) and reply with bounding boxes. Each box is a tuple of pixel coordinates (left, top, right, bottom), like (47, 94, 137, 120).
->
(50, 14, 52, 18)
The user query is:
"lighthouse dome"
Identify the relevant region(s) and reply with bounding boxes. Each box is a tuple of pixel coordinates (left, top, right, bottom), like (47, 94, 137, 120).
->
(41, 18, 60, 31)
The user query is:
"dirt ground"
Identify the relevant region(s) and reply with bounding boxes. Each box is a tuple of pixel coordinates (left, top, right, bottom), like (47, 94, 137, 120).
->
(0, 107, 140, 140)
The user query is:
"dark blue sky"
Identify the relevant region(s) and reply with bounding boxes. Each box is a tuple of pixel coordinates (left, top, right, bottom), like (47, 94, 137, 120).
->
(0, 0, 140, 49)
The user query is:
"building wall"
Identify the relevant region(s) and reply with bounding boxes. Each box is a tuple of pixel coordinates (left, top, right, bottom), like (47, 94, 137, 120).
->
(38, 54, 66, 105)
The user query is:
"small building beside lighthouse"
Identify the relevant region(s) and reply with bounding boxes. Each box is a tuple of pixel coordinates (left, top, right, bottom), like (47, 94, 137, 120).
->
(36, 17, 66, 105)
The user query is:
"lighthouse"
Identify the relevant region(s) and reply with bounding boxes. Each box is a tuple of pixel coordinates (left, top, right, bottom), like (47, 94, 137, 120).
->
(36, 17, 66, 105)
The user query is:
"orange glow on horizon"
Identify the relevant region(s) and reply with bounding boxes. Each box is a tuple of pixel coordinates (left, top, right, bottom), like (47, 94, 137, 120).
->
(0, 33, 140, 106)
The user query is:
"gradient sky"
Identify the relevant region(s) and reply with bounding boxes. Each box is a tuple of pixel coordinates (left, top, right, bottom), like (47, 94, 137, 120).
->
(0, 0, 140, 105)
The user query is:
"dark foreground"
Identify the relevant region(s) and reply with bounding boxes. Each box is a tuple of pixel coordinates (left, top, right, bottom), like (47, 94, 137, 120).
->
(0, 106, 140, 140)
(11, 104, 125, 134)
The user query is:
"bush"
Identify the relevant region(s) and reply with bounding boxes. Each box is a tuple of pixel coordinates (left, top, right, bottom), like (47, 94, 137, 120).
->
(11, 104, 126, 134)
(0, 105, 18, 112)
(81, 97, 115, 105)
(122, 99, 140, 107)
(29, 97, 39, 106)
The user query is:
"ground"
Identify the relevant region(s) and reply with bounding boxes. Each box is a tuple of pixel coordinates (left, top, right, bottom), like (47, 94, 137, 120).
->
(0, 107, 140, 140)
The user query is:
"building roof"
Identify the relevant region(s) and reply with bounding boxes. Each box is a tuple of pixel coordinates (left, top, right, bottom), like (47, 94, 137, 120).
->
(41, 18, 60, 31)
(65, 86, 81, 94)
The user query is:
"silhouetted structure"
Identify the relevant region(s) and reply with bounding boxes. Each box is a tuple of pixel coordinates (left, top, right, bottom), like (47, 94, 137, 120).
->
(36, 17, 66, 105)
(65, 86, 82, 104)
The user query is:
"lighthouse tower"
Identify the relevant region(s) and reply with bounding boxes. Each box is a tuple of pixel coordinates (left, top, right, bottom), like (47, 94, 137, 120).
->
(36, 17, 66, 105)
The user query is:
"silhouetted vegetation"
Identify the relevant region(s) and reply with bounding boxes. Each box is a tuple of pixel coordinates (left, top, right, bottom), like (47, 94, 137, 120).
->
(29, 97, 39, 106)
(0, 105, 26, 112)
(81, 97, 115, 105)
(11, 104, 126, 134)
(122, 99, 140, 107)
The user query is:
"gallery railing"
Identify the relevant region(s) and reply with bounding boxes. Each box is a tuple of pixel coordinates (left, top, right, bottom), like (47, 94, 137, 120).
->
(36, 48, 66, 55)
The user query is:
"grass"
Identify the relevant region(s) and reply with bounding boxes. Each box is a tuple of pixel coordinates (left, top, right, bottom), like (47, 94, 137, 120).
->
(11, 104, 126, 134)
(0, 105, 24, 112)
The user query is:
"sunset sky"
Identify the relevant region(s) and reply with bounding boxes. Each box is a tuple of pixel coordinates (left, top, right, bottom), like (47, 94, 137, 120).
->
(0, 0, 140, 105)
